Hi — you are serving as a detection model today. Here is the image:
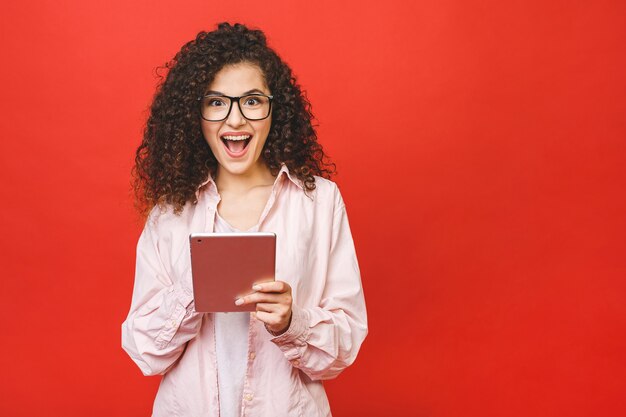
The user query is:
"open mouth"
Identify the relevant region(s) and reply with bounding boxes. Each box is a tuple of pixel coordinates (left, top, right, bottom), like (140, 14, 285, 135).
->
(220, 134, 252, 155)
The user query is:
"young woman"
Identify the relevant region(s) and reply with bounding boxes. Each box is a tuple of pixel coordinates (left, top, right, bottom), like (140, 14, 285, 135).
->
(122, 22, 367, 417)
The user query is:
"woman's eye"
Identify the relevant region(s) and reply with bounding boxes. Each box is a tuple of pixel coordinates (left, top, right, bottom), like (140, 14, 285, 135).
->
(206, 98, 227, 107)
(243, 97, 261, 106)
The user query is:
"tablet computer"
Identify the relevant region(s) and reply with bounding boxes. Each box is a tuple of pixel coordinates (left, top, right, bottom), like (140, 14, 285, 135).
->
(189, 232, 276, 312)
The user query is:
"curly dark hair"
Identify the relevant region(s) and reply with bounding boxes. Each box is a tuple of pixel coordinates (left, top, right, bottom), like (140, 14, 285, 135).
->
(133, 22, 335, 217)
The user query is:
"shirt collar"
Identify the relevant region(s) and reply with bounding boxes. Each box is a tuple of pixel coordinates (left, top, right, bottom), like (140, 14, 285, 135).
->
(195, 163, 304, 200)
(276, 164, 304, 191)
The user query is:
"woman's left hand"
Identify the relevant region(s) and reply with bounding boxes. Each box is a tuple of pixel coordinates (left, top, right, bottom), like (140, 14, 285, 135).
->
(236, 281, 293, 336)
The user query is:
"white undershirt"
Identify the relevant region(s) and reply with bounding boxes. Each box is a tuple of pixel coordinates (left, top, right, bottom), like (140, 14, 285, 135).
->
(214, 213, 254, 417)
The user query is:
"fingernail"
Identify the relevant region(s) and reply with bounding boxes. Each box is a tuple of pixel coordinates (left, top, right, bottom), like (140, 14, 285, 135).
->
(235, 298, 244, 306)
(252, 285, 262, 291)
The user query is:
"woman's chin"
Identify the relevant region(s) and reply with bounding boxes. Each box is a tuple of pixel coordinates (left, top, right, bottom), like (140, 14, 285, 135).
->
(216, 155, 264, 178)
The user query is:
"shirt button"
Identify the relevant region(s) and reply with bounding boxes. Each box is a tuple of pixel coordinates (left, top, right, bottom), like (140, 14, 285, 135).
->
(249, 352, 256, 360)
(244, 393, 253, 402)
(292, 359, 300, 366)
(169, 320, 176, 327)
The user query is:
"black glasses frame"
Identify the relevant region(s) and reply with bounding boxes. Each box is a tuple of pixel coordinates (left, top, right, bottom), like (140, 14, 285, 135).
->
(198, 94, 274, 122)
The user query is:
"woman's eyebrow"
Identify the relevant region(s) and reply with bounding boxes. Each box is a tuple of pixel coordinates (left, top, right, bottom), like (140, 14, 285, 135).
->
(204, 88, 267, 96)
(242, 88, 266, 95)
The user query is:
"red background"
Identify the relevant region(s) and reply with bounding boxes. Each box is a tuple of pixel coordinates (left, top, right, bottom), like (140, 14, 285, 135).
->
(1, 1, 625, 416)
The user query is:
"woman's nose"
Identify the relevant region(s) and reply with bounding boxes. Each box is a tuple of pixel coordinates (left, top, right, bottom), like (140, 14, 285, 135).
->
(226, 101, 246, 127)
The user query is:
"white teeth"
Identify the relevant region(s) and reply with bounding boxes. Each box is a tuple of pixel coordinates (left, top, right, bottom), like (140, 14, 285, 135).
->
(221, 135, 251, 141)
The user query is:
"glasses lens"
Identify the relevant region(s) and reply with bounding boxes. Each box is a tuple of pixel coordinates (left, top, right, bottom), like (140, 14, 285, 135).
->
(239, 95, 271, 120)
(201, 96, 231, 121)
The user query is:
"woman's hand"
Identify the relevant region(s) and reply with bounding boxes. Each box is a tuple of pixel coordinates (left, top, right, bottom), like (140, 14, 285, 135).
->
(235, 281, 293, 336)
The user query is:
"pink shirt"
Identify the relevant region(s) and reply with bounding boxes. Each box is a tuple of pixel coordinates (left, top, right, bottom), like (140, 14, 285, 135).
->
(121, 165, 368, 417)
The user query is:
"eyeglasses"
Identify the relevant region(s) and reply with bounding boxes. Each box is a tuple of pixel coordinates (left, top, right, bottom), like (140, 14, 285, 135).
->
(198, 94, 273, 122)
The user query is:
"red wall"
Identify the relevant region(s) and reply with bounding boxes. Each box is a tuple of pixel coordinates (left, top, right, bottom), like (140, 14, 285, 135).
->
(1, 1, 625, 416)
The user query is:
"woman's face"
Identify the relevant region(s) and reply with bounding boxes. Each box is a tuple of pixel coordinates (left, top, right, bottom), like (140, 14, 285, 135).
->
(200, 62, 272, 178)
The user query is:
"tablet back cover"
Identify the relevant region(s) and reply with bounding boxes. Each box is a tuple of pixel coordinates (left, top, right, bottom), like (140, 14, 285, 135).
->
(189, 233, 276, 312)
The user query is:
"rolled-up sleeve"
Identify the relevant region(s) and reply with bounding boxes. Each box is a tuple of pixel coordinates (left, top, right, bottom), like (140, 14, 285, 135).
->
(121, 209, 203, 376)
(271, 187, 368, 381)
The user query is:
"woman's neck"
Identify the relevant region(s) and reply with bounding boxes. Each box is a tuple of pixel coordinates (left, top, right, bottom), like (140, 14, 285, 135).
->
(214, 162, 276, 194)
